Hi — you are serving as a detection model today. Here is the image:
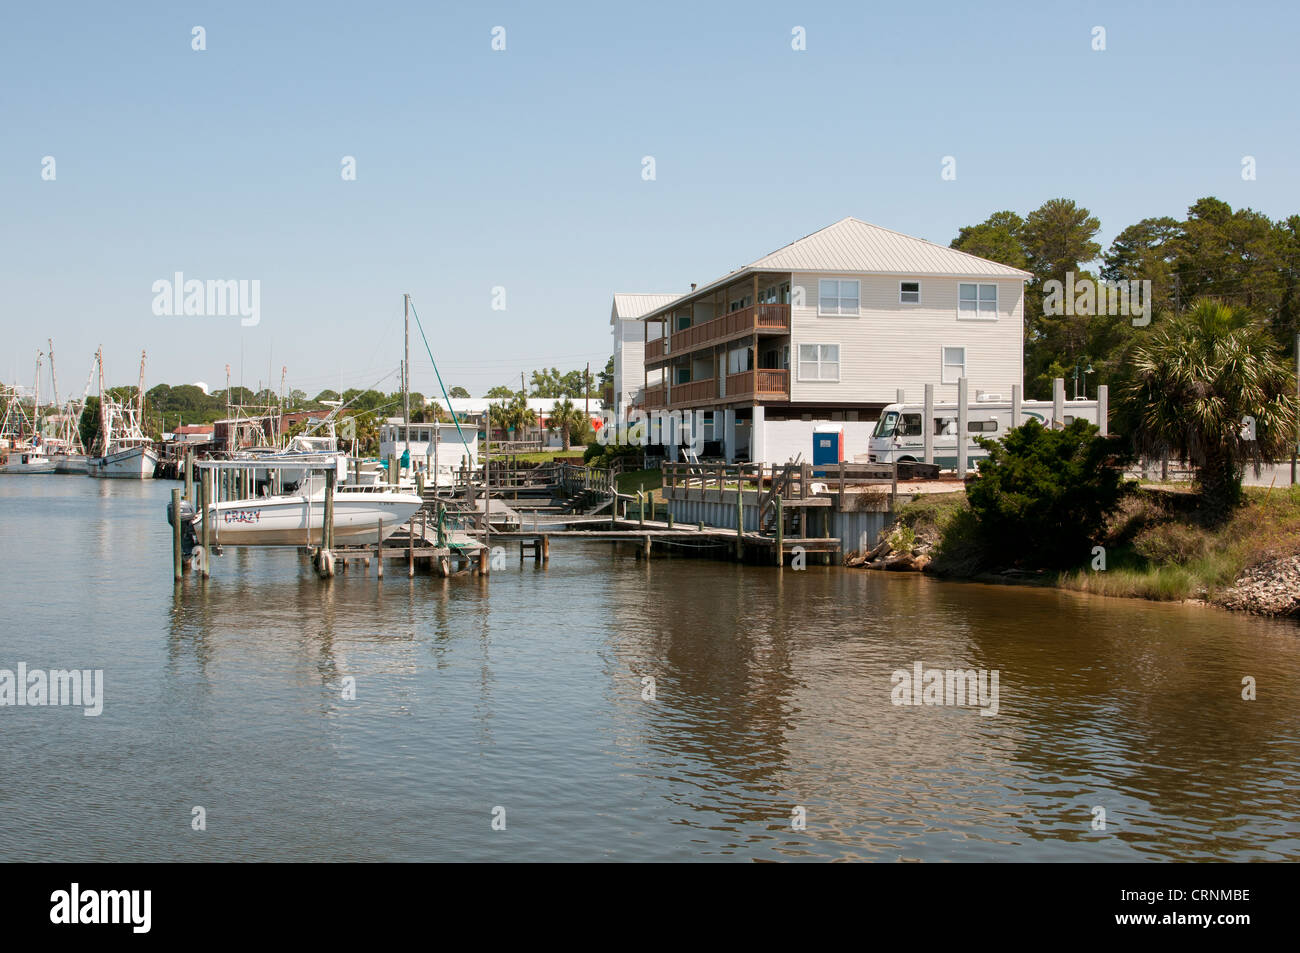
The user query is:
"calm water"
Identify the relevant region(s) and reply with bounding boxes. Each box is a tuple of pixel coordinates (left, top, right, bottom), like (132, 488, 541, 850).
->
(1, 477, 1298, 862)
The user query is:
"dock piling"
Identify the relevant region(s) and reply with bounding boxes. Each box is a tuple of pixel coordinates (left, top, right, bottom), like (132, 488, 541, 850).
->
(171, 488, 183, 581)
(199, 471, 211, 579)
(775, 497, 783, 566)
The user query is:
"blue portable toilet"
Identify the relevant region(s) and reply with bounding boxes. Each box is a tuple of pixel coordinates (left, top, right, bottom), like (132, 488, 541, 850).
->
(812, 423, 843, 476)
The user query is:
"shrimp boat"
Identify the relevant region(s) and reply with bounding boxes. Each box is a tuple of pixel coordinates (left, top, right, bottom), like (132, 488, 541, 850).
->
(0, 370, 54, 474)
(86, 348, 158, 479)
(0, 441, 55, 474)
(44, 339, 91, 473)
(197, 459, 422, 547)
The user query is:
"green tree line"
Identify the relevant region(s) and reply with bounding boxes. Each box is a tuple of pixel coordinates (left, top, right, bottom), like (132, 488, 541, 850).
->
(951, 196, 1300, 398)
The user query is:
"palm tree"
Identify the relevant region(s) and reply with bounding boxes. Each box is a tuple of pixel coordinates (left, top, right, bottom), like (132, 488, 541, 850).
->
(1125, 299, 1298, 518)
(508, 394, 537, 443)
(547, 397, 586, 451)
(488, 393, 536, 444)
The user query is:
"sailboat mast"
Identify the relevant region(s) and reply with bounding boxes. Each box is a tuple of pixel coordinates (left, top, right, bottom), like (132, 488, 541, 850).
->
(33, 351, 42, 438)
(96, 346, 108, 455)
(136, 350, 147, 424)
(48, 339, 60, 409)
(403, 293, 411, 462)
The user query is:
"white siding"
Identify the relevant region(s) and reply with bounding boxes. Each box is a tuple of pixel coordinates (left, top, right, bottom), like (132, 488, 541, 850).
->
(613, 318, 647, 411)
(788, 272, 1023, 404)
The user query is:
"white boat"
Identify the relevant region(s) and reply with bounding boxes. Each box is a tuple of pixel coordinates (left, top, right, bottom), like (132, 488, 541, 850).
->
(88, 441, 159, 479)
(43, 340, 92, 475)
(206, 483, 423, 547)
(85, 348, 158, 480)
(0, 444, 55, 474)
(240, 428, 348, 489)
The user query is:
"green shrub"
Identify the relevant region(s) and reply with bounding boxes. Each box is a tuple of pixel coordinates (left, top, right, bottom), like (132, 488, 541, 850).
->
(1132, 521, 1211, 565)
(888, 524, 917, 553)
(964, 418, 1130, 570)
(931, 506, 985, 576)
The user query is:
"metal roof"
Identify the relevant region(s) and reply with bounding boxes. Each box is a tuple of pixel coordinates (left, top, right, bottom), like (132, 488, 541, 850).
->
(610, 293, 681, 324)
(640, 217, 1031, 320)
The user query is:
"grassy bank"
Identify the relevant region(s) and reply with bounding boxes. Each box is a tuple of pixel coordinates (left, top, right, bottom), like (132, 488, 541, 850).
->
(892, 483, 1300, 603)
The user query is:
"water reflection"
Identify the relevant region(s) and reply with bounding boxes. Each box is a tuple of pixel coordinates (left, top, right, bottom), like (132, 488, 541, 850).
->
(1, 477, 1297, 861)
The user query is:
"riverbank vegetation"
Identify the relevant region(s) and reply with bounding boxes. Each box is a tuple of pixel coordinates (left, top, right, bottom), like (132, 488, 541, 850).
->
(869, 297, 1300, 613)
(894, 484, 1300, 606)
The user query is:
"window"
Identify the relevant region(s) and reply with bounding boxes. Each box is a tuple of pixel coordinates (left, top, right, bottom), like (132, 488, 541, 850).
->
(874, 412, 921, 438)
(900, 280, 921, 304)
(934, 416, 958, 436)
(818, 279, 860, 316)
(798, 343, 840, 381)
(941, 346, 966, 384)
(958, 283, 998, 318)
(968, 420, 997, 432)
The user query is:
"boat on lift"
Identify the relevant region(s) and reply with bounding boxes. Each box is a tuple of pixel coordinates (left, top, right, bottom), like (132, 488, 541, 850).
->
(194, 459, 422, 546)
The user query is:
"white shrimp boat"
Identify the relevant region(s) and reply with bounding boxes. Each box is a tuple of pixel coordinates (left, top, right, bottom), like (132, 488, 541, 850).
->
(0, 444, 55, 473)
(88, 440, 158, 479)
(208, 482, 423, 547)
(86, 348, 158, 479)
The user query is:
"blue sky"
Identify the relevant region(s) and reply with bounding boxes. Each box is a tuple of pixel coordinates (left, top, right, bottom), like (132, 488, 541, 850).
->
(2, 0, 1297, 399)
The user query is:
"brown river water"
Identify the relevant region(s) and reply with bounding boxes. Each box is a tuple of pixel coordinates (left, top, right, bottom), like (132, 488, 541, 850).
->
(1, 477, 1297, 861)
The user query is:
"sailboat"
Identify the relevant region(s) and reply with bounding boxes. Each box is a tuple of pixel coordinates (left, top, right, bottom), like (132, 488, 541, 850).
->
(87, 348, 159, 479)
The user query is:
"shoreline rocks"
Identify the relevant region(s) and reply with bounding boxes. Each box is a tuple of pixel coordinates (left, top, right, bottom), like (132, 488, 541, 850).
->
(1215, 554, 1300, 618)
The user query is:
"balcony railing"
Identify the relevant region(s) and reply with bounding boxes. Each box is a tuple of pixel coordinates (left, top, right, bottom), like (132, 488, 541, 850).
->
(642, 368, 790, 410)
(645, 303, 790, 365)
(725, 368, 790, 400)
(672, 379, 718, 405)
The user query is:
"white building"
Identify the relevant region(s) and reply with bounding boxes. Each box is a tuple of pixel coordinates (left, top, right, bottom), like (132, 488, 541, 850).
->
(444, 399, 605, 449)
(610, 293, 679, 416)
(379, 419, 478, 485)
(635, 217, 1030, 465)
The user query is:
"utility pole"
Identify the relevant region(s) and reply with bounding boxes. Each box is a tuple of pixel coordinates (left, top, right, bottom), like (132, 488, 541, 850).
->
(585, 362, 590, 418)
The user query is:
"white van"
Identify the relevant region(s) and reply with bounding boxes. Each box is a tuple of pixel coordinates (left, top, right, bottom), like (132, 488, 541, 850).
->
(867, 397, 1101, 470)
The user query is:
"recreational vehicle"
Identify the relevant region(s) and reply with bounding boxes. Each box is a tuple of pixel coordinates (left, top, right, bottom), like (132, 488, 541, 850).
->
(867, 396, 1101, 470)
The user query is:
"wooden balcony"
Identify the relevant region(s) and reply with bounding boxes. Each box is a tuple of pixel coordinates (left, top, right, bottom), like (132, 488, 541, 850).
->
(671, 378, 719, 406)
(641, 369, 789, 410)
(725, 368, 790, 401)
(645, 303, 790, 367)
